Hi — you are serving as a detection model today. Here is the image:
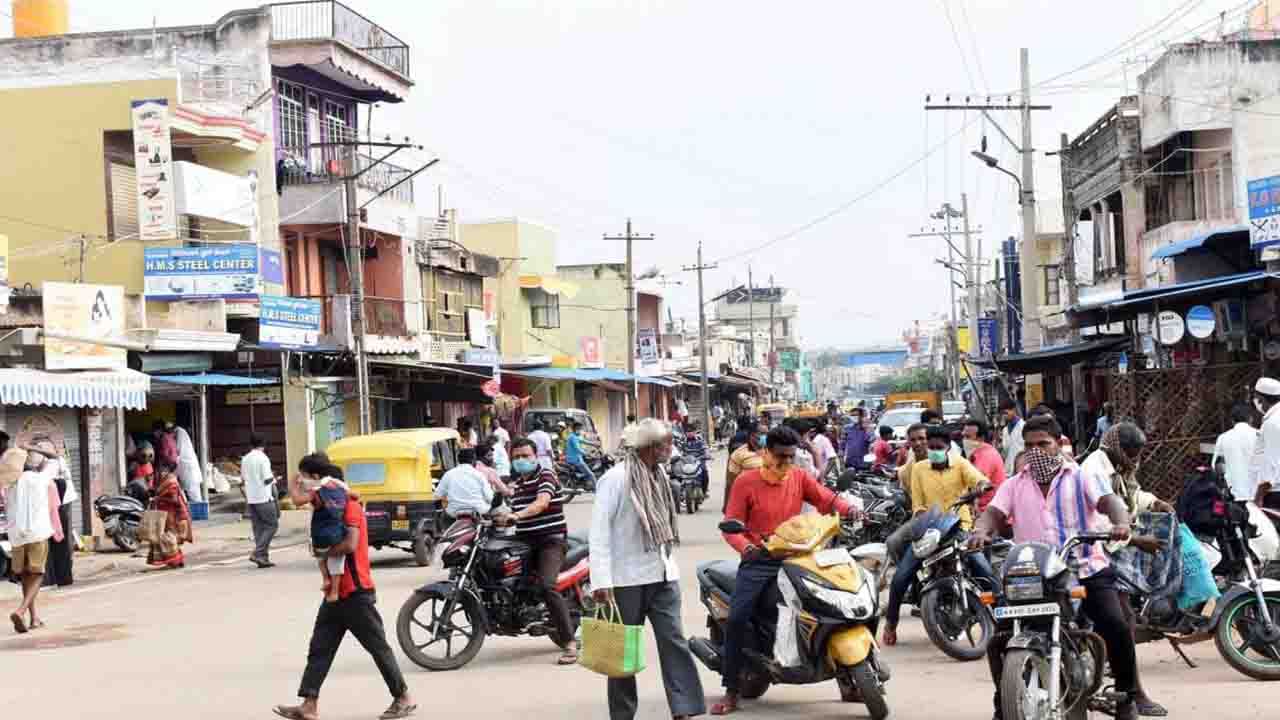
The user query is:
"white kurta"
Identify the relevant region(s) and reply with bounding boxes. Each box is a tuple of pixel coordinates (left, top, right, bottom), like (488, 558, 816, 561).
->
(174, 426, 204, 502)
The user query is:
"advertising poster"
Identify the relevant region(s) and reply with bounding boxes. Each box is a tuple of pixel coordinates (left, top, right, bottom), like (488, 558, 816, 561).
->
(131, 98, 176, 240)
(1249, 175, 1280, 249)
(638, 328, 659, 365)
(258, 295, 322, 350)
(144, 245, 259, 300)
(43, 282, 127, 370)
(579, 336, 603, 369)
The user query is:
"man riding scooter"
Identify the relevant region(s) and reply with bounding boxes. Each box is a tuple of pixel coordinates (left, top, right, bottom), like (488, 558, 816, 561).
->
(713, 426, 862, 715)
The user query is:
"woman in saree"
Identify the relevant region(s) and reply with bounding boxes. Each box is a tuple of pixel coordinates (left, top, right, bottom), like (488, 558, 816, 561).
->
(147, 468, 193, 569)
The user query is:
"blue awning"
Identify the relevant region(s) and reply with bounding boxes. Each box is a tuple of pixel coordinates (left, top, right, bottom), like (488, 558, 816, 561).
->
(1150, 225, 1249, 260)
(506, 367, 635, 384)
(149, 373, 278, 387)
(1106, 270, 1268, 310)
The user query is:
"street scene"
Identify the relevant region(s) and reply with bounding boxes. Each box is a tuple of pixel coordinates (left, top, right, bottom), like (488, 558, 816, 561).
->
(4, 1, 1280, 720)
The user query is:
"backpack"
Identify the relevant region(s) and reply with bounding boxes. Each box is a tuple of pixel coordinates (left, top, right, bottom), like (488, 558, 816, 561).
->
(1176, 466, 1248, 536)
(311, 483, 348, 548)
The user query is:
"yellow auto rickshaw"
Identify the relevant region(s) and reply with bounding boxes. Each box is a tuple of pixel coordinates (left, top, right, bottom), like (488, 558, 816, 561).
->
(325, 428, 460, 566)
(756, 402, 788, 427)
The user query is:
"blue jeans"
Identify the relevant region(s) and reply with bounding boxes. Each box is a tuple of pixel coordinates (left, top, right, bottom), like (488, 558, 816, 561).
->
(568, 458, 595, 487)
(886, 544, 995, 627)
(722, 559, 782, 692)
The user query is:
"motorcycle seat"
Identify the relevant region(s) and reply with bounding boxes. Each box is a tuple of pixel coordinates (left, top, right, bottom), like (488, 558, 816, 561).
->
(699, 559, 740, 595)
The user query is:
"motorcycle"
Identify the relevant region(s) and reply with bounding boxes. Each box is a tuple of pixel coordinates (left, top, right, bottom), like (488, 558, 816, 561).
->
(985, 532, 1113, 720)
(556, 460, 596, 503)
(840, 476, 910, 547)
(94, 494, 145, 553)
(670, 444, 707, 515)
(689, 514, 891, 720)
(396, 504, 592, 671)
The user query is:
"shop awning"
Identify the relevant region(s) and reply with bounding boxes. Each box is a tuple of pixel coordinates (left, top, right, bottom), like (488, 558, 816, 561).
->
(975, 338, 1128, 374)
(505, 367, 635, 388)
(0, 368, 150, 410)
(150, 373, 278, 387)
(370, 358, 494, 381)
(1106, 270, 1268, 310)
(637, 376, 678, 388)
(1150, 226, 1249, 260)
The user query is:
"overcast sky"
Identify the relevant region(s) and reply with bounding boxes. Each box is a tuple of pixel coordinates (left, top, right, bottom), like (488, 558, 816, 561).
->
(8, 0, 1258, 348)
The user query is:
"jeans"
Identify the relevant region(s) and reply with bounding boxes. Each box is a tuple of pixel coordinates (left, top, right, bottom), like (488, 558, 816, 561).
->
(568, 458, 596, 488)
(298, 592, 407, 700)
(722, 559, 783, 692)
(608, 582, 706, 720)
(529, 534, 575, 646)
(248, 501, 279, 562)
(987, 570, 1137, 715)
(886, 543, 995, 627)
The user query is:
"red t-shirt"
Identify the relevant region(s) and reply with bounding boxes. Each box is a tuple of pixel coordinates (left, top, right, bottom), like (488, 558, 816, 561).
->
(871, 439, 893, 466)
(337, 494, 375, 599)
(722, 467, 852, 556)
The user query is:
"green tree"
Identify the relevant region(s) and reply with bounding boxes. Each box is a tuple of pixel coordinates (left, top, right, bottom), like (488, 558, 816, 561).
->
(885, 367, 949, 393)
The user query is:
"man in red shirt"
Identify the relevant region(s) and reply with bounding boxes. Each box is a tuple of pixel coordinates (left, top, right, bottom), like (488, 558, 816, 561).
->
(870, 425, 895, 467)
(962, 419, 1007, 513)
(711, 427, 858, 715)
(274, 454, 416, 720)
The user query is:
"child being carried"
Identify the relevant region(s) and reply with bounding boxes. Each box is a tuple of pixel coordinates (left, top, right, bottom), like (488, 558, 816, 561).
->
(310, 476, 351, 602)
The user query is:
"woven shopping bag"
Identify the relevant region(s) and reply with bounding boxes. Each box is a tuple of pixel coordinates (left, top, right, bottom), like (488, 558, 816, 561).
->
(579, 601, 646, 678)
(140, 508, 168, 544)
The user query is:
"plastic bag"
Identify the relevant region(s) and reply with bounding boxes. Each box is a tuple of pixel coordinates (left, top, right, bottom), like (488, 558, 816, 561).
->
(773, 567, 803, 668)
(1176, 524, 1221, 611)
(1112, 512, 1180, 598)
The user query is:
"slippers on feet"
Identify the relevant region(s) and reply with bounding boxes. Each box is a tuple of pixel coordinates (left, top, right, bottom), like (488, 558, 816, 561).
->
(379, 702, 418, 719)
(709, 697, 740, 716)
(272, 705, 317, 720)
(10, 612, 27, 634)
(1137, 700, 1168, 717)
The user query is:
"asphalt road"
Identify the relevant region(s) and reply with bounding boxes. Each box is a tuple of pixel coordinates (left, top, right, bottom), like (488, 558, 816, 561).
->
(2, 454, 1276, 719)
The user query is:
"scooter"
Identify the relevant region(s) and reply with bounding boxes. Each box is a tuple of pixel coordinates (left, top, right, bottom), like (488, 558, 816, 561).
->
(94, 494, 145, 553)
(689, 514, 891, 720)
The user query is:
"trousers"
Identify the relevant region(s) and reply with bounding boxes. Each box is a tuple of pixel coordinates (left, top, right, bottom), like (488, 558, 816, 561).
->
(529, 534, 575, 646)
(248, 500, 279, 562)
(298, 592, 408, 700)
(607, 581, 706, 720)
(721, 558, 782, 692)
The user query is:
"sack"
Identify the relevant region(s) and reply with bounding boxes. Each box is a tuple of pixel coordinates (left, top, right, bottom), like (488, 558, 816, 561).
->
(140, 509, 169, 544)
(1176, 524, 1221, 611)
(579, 601, 646, 678)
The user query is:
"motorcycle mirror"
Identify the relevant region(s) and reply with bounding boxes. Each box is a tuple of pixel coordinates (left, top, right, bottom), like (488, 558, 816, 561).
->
(718, 519, 747, 535)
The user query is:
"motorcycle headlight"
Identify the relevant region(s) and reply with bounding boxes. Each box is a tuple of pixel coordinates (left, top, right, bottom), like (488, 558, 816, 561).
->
(801, 575, 875, 620)
(1003, 575, 1045, 602)
(912, 528, 941, 559)
(681, 461, 698, 474)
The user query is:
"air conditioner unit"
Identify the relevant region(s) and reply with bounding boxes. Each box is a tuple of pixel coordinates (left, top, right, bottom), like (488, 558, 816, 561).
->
(1213, 299, 1245, 339)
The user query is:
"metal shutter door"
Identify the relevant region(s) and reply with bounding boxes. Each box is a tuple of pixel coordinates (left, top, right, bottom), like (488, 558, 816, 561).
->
(110, 162, 138, 240)
(5, 407, 85, 535)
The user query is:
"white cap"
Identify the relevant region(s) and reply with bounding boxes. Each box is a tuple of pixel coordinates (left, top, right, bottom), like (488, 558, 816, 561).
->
(1256, 377, 1280, 397)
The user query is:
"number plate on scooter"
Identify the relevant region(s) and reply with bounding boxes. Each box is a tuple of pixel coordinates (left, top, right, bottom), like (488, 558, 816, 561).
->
(815, 547, 853, 568)
(993, 602, 1059, 620)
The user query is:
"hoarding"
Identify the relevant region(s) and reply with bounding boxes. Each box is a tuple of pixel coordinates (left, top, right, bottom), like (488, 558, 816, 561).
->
(144, 245, 259, 300)
(43, 282, 127, 370)
(1248, 174, 1280, 249)
(258, 295, 322, 350)
(131, 98, 176, 240)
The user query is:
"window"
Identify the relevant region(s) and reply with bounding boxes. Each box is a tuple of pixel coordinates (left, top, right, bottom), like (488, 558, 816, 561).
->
(427, 270, 484, 337)
(275, 79, 307, 158)
(344, 462, 387, 485)
(529, 288, 560, 328)
(1044, 265, 1061, 306)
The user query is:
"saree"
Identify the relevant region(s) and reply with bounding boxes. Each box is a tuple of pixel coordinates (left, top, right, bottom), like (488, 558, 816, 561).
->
(147, 476, 193, 568)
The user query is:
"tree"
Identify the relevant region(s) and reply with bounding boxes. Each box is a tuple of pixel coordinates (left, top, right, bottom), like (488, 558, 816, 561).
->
(885, 367, 948, 393)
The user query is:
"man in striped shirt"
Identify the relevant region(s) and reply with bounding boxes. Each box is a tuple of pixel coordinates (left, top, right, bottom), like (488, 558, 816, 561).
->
(498, 437, 577, 665)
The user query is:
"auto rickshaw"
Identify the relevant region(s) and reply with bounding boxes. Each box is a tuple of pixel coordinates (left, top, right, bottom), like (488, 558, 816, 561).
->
(325, 428, 460, 566)
(755, 402, 788, 427)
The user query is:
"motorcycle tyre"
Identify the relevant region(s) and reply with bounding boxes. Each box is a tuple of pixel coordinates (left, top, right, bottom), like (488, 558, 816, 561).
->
(412, 530, 434, 568)
(921, 585, 993, 661)
(1000, 649, 1056, 720)
(1213, 591, 1280, 681)
(738, 671, 770, 700)
(851, 660, 890, 720)
(397, 588, 487, 671)
(112, 526, 139, 554)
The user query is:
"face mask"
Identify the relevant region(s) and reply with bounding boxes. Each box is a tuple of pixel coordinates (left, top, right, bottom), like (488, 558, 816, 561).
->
(512, 458, 538, 475)
(758, 434, 768, 447)
(927, 449, 949, 465)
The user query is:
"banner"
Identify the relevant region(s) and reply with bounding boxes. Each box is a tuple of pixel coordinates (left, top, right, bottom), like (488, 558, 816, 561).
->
(579, 336, 603, 369)
(258, 295, 322, 350)
(637, 328, 659, 365)
(260, 247, 285, 285)
(977, 318, 998, 357)
(144, 244, 259, 300)
(131, 98, 176, 240)
(43, 282, 127, 370)
(1249, 175, 1280, 249)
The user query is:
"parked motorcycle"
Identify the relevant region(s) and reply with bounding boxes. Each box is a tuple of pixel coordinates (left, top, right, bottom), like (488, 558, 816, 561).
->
(94, 494, 145, 553)
(840, 477, 910, 547)
(396, 505, 592, 671)
(690, 514, 891, 720)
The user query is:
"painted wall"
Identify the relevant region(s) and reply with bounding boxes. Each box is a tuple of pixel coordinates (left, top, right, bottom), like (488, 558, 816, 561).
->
(462, 219, 559, 359)
(556, 263, 628, 369)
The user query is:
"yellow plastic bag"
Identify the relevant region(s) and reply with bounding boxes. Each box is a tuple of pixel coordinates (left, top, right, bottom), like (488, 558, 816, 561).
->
(579, 601, 646, 678)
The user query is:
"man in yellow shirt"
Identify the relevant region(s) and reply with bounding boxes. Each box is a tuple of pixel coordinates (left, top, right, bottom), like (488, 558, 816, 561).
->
(723, 420, 767, 512)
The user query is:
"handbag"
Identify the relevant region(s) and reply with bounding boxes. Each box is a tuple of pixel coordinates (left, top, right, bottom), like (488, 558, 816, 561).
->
(140, 507, 168, 544)
(578, 600, 646, 678)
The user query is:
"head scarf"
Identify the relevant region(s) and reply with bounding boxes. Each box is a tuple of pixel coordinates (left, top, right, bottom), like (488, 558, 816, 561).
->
(1024, 447, 1064, 485)
(1099, 424, 1136, 474)
(622, 419, 679, 553)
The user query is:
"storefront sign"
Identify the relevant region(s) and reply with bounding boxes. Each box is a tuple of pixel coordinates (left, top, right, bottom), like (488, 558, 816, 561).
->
(0, 233, 8, 309)
(638, 328, 659, 365)
(1248, 174, 1280, 249)
(144, 245, 259, 300)
(260, 247, 285, 286)
(43, 282, 126, 370)
(131, 98, 176, 240)
(1186, 305, 1216, 339)
(467, 308, 486, 347)
(460, 349, 500, 365)
(579, 336, 603, 369)
(258, 295, 322, 350)
(225, 386, 283, 405)
(1157, 310, 1185, 345)
(977, 318, 998, 357)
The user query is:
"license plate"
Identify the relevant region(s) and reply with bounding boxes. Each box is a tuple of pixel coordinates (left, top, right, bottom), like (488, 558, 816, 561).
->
(391, 519, 410, 531)
(994, 602, 1060, 620)
(815, 547, 853, 568)
(921, 544, 955, 568)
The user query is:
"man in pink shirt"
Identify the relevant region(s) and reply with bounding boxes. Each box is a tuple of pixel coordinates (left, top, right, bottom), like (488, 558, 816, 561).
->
(962, 419, 1007, 513)
(969, 416, 1143, 720)
(4, 448, 63, 633)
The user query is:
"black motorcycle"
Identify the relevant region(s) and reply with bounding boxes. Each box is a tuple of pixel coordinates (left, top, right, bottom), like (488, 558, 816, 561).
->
(94, 494, 145, 553)
(841, 477, 910, 547)
(669, 452, 706, 514)
(396, 508, 592, 671)
(556, 460, 597, 503)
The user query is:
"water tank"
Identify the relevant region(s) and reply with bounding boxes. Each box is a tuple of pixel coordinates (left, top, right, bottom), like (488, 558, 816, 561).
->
(11, 0, 68, 38)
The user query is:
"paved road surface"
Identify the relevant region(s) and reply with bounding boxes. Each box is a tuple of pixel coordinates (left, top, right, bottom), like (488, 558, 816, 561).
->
(2, 454, 1274, 719)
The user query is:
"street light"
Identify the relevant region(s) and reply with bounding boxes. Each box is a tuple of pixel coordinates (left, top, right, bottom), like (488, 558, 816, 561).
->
(971, 150, 1023, 196)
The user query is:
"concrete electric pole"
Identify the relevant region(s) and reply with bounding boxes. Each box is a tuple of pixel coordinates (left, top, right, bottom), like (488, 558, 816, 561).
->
(604, 219, 653, 416)
(683, 243, 717, 441)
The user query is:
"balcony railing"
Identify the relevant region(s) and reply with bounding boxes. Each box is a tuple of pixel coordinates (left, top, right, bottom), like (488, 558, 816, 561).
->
(277, 112, 414, 204)
(301, 295, 410, 345)
(269, 1, 411, 78)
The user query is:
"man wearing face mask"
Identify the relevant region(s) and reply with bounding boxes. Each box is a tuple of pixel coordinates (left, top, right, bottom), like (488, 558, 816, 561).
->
(969, 415, 1141, 720)
(713, 426, 860, 715)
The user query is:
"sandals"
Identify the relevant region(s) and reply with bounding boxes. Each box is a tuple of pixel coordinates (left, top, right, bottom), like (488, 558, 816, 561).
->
(557, 646, 580, 665)
(379, 701, 418, 719)
(1136, 699, 1168, 717)
(29, 619, 45, 630)
(10, 612, 27, 634)
(709, 695, 740, 716)
(272, 706, 318, 720)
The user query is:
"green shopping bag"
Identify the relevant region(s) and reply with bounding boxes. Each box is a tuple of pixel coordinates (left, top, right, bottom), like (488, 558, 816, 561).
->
(579, 600, 646, 678)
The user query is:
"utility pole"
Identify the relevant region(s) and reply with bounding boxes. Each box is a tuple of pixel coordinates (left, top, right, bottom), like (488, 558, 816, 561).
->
(768, 274, 777, 399)
(683, 244, 717, 443)
(909, 203, 982, 397)
(747, 265, 755, 367)
(604, 219, 653, 417)
(962, 193, 978, 376)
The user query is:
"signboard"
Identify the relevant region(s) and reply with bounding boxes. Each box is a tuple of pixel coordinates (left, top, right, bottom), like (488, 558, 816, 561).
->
(1074, 219, 1095, 286)
(16, 413, 67, 459)
(977, 318, 998, 357)
(144, 245, 259, 300)
(131, 98, 176, 240)
(467, 308, 486, 347)
(638, 328, 659, 365)
(957, 326, 971, 354)
(43, 282, 126, 370)
(460, 348, 500, 365)
(1186, 305, 1216, 339)
(1248, 175, 1280, 249)
(579, 336, 603, 369)
(260, 247, 285, 286)
(225, 386, 283, 406)
(1157, 310, 1185, 345)
(258, 295, 322, 350)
